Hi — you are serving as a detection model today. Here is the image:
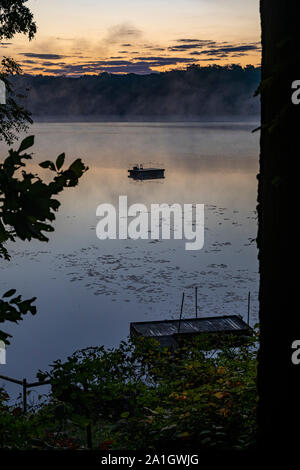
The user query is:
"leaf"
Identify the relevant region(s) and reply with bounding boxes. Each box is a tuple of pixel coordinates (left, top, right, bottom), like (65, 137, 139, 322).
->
(69, 159, 86, 177)
(161, 424, 177, 432)
(178, 432, 190, 438)
(56, 153, 65, 171)
(201, 437, 212, 445)
(18, 135, 35, 153)
(71, 414, 89, 427)
(120, 411, 129, 418)
(2, 289, 17, 298)
(39, 160, 56, 171)
(214, 392, 227, 399)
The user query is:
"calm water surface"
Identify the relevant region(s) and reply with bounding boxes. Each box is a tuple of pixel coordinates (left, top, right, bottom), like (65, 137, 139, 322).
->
(0, 122, 259, 397)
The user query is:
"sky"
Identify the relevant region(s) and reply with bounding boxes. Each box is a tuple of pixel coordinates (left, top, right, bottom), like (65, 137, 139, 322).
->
(1, 0, 261, 76)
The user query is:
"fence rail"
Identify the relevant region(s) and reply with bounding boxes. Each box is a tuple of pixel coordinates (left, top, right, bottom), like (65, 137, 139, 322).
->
(0, 374, 50, 413)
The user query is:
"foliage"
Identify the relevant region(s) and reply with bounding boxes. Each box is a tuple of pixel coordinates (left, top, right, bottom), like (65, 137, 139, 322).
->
(111, 335, 257, 450)
(0, 57, 33, 144)
(0, 332, 260, 450)
(1, 0, 37, 143)
(0, 135, 88, 342)
(0, 288, 36, 343)
(0, 0, 36, 40)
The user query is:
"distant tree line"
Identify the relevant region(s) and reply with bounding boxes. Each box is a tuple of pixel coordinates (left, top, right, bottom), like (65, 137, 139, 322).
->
(10, 64, 260, 120)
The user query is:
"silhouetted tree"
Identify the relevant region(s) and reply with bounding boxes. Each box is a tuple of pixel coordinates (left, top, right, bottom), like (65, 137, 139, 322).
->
(0, 0, 36, 143)
(0, 57, 32, 144)
(0, 0, 36, 40)
(10, 66, 260, 119)
(258, 1, 300, 451)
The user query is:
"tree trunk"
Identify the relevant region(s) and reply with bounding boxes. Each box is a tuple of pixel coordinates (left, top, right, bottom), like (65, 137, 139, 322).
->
(258, 1, 300, 450)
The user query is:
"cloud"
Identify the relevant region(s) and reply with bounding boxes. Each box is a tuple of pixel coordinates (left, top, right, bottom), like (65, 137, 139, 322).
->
(169, 39, 260, 58)
(87, 60, 133, 66)
(55, 37, 74, 41)
(169, 40, 216, 51)
(193, 44, 260, 57)
(40, 61, 67, 67)
(91, 23, 143, 57)
(104, 24, 142, 45)
(176, 39, 205, 43)
(41, 63, 154, 75)
(20, 53, 67, 60)
(141, 45, 166, 52)
(17, 29, 260, 77)
(135, 56, 194, 66)
(198, 58, 221, 61)
(25, 55, 197, 76)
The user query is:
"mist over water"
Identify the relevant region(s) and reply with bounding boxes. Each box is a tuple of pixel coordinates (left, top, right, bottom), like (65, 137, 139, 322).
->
(11, 66, 260, 120)
(0, 121, 259, 398)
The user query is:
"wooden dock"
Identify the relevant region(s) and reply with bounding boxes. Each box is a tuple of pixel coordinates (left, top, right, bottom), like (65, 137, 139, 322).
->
(130, 315, 252, 348)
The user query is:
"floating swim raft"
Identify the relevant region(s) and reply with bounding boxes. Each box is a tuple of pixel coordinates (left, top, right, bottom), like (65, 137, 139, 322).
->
(128, 164, 165, 180)
(130, 315, 252, 348)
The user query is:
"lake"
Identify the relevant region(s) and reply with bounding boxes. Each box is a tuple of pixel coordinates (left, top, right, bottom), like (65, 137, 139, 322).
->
(0, 121, 259, 398)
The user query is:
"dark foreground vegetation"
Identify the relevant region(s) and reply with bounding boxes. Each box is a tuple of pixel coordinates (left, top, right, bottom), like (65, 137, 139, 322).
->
(11, 65, 260, 119)
(0, 332, 258, 450)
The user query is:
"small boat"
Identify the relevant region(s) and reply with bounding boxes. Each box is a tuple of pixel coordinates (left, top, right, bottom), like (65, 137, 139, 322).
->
(128, 164, 165, 180)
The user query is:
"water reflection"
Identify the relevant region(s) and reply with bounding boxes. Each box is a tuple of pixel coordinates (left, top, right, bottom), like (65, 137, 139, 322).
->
(0, 122, 259, 397)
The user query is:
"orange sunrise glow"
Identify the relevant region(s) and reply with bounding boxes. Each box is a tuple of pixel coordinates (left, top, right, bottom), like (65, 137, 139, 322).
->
(1, 0, 260, 76)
